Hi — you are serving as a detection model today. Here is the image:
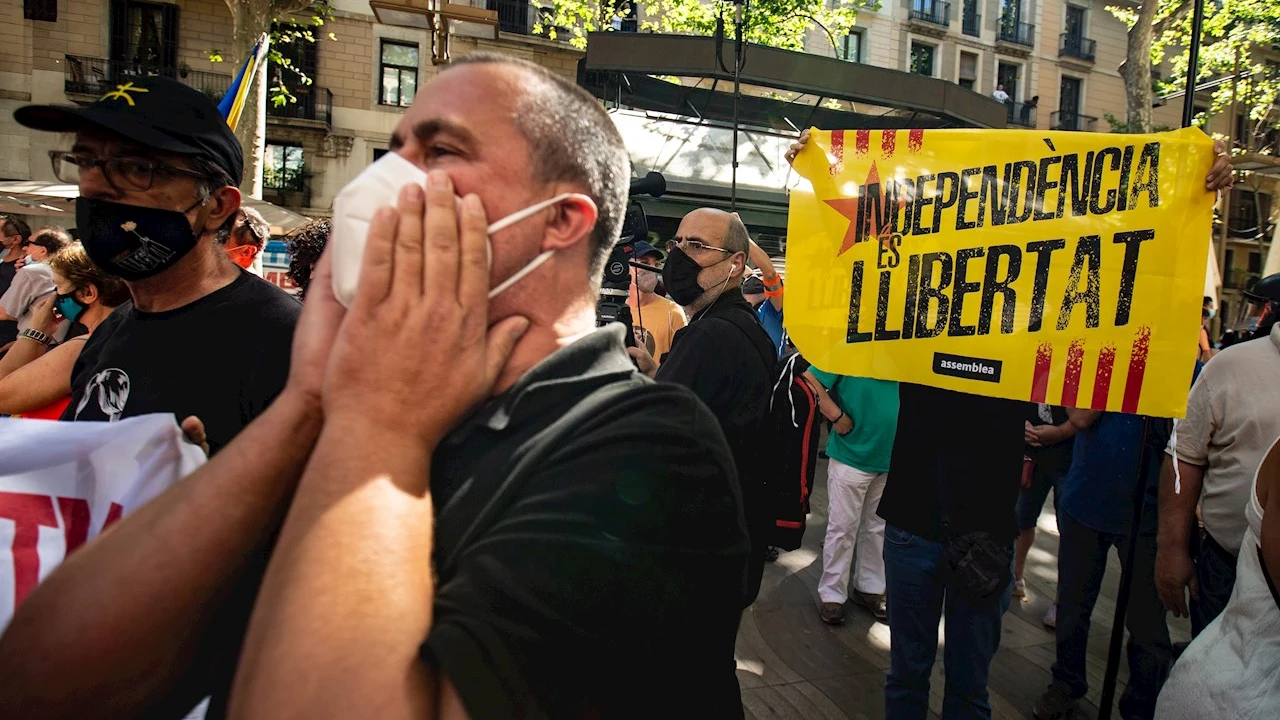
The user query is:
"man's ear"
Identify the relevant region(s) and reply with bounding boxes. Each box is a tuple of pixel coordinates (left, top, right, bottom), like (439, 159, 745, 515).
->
(542, 193, 598, 252)
(77, 282, 99, 306)
(202, 186, 242, 235)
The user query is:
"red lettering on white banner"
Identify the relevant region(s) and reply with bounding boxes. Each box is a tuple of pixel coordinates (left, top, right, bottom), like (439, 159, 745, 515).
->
(0, 493, 124, 610)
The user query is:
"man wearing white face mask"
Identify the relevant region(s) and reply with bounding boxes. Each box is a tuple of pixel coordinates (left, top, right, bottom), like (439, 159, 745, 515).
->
(630, 207, 776, 606)
(625, 239, 686, 362)
(0, 54, 750, 720)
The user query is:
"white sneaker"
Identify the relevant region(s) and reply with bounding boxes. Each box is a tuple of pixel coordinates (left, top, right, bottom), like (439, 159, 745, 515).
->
(1012, 578, 1027, 598)
(1043, 604, 1057, 629)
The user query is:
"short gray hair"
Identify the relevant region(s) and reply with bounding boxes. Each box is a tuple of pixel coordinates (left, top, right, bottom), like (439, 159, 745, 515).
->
(447, 53, 630, 279)
(725, 214, 750, 256)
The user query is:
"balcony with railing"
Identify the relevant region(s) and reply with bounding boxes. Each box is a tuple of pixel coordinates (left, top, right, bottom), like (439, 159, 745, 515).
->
(998, 16, 1034, 47)
(909, 0, 951, 27)
(1007, 102, 1037, 128)
(487, 0, 533, 34)
(1059, 33, 1096, 62)
(64, 55, 231, 102)
(1051, 110, 1097, 132)
(266, 87, 333, 128)
(962, 11, 981, 37)
(1223, 269, 1262, 291)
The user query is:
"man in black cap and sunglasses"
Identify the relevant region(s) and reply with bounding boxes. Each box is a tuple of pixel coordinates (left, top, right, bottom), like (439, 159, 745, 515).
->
(13, 76, 299, 453)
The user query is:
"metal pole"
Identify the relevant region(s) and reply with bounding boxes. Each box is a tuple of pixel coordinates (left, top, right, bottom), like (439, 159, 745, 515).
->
(1218, 52, 1239, 336)
(730, 0, 745, 212)
(1098, 8, 1208, 713)
(1181, 0, 1206, 127)
(1096, 419, 1156, 720)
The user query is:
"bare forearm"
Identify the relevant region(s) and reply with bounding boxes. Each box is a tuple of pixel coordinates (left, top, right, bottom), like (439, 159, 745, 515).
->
(803, 370, 840, 419)
(231, 419, 437, 719)
(1158, 456, 1205, 552)
(0, 390, 323, 718)
(1067, 408, 1101, 430)
(0, 336, 45, 381)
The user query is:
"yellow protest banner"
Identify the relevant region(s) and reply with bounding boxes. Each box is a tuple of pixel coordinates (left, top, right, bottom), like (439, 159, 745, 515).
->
(786, 127, 1214, 418)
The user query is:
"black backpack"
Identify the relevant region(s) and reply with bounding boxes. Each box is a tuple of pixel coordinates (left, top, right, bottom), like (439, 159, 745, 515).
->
(720, 311, 823, 552)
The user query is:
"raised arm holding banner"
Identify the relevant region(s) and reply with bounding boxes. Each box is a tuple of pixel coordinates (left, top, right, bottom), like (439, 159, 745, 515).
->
(786, 127, 1214, 419)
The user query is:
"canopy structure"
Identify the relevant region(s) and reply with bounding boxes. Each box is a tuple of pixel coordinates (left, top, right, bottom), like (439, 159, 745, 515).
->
(581, 32, 1010, 133)
(582, 33, 1009, 236)
(0, 181, 312, 234)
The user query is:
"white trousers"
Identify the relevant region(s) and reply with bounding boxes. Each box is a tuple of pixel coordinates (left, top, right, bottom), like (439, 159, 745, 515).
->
(818, 459, 888, 603)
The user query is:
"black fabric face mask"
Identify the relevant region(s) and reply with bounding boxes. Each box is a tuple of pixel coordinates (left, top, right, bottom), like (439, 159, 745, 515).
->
(76, 196, 207, 281)
(661, 246, 706, 307)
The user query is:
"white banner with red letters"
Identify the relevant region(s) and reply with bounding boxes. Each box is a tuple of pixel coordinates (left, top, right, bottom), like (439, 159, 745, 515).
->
(0, 414, 206, 631)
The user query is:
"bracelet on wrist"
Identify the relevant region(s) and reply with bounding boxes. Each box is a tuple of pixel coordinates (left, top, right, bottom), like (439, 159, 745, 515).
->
(19, 328, 55, 347)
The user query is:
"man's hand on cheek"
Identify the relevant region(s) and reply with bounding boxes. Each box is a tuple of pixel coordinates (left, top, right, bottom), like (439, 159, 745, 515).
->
(320, 170, 531, 451)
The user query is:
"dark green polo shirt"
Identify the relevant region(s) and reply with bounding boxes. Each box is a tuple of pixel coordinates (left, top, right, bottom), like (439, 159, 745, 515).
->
(422, 325, 750, 719)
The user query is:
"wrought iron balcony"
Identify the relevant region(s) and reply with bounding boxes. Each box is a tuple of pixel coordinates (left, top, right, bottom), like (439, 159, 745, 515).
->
(266, 87, 333, 128)
(64, 55, 230, 101)
(1223, 269, 1262, 291)
(1051, 110, 1098, 132)
(962, 11, 981, 37)
(1007, 102, 1037, 128)
(910, 0, 951, 27)
(1059, 33, 1097, 62)
(487, 0, 533, 34)
(998, 16, 1034, 47)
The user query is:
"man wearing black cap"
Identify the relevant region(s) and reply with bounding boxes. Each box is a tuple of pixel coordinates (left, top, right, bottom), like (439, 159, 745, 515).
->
(14, 76, 300, 453)
(625, 239, 686, 363)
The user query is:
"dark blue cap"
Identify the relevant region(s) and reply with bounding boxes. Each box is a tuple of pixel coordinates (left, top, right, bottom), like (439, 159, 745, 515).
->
(632, 240, 664, 260)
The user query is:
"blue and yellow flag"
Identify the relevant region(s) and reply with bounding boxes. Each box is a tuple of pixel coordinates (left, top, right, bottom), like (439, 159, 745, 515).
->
(217, 33, 271, 131)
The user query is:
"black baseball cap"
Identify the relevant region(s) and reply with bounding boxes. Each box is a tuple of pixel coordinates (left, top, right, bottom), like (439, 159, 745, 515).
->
(15, 75, 243, 185)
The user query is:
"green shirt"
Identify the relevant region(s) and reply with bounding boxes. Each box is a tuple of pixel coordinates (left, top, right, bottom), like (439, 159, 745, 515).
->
(808, 369, 899, 474)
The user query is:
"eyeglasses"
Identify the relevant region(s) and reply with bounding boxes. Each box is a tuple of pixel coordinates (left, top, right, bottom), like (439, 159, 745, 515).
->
(666, 238, 733, 255)
(50, 151, 211, 192)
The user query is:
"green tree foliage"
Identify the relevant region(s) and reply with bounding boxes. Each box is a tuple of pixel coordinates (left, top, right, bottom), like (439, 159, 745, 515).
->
(535, 0, 877, 59)
(1112, 0, 1280, 144)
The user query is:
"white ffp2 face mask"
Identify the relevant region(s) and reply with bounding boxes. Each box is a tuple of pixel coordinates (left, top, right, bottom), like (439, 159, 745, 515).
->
(330, 151, 572, 307)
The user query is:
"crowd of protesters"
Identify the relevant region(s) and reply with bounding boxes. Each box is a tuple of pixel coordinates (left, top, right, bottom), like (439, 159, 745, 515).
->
(0, 49, 1276, 720)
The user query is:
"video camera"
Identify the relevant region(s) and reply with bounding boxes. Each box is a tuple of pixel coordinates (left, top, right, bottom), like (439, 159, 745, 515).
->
(597, 172, 667, 346)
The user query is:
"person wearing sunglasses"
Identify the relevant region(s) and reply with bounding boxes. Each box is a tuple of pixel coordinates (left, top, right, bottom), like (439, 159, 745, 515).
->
(219, 205, 270, 273)
(12, 75, 299, 454)
(0, 241, 130, 418)
(0, 226, 72, 355)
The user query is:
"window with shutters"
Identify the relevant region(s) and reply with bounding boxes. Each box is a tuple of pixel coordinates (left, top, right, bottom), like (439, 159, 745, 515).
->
(958, 51, 978, 90)
(109, 1, 179, 73)
(24, 0, 57, 22)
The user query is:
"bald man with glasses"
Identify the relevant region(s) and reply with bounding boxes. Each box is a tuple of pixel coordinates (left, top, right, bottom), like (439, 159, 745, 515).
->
(630, 207, 776, 605)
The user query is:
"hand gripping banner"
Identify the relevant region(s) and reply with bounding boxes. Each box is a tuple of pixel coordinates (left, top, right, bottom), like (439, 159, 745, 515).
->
(786, 127, 1214, 418)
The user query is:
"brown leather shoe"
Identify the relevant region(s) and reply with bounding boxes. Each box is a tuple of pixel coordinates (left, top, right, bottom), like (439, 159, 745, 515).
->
(853, 590, 888, 621)
(819, 602, 845, 625)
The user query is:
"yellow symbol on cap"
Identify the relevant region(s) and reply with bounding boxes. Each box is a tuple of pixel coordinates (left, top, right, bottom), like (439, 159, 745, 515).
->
(101, 83, 149, 106)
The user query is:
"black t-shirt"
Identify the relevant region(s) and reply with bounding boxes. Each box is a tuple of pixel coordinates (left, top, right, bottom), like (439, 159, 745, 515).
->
(62, 272, 299, 454)
(0, 257, 19, 347)
(1026, 403, 1074, 475)
(655, 290, 775, 545)
(422, 325, 749, 719)
(877, 384, 1025, 542)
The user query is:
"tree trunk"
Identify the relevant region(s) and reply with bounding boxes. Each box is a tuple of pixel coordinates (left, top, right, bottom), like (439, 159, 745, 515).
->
(1121, 1, 1160, 133)
(227, 0, 272, 199)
